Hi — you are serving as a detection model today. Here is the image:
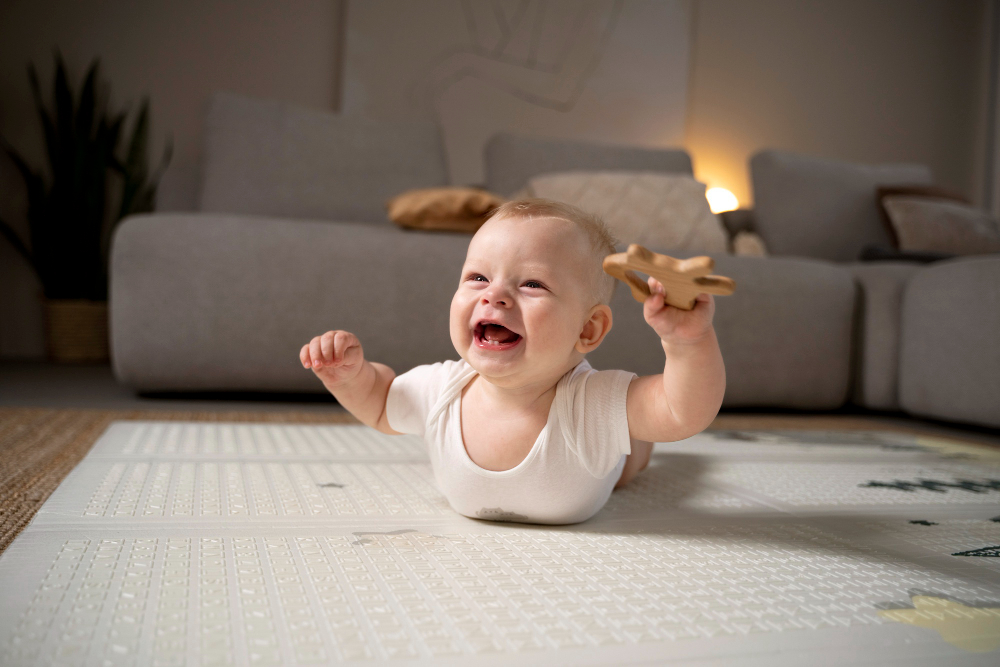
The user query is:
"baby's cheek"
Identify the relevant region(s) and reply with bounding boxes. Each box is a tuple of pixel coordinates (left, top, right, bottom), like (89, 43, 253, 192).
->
(447, 314, 464, 345)
(539, 313, 584, 347)
(448, 297, 471, 345)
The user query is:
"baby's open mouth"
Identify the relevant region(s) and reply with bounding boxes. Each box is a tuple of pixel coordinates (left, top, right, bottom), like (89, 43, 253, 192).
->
(474, 321, 522, 348)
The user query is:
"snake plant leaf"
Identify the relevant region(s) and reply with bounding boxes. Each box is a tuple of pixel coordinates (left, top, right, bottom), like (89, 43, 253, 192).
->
(150, 135, 173, 189)
(96, 111, 127, 269)
(76, 61, 98, 148)
(53, 52, 75, 188)
(0, 136, 45, 219)
(125, 97, 149, 179)
(2, 52, 169, 301)
(1, 137, 50, 292)
(93, 110, 125, 224)
(122, 134, 173, 219)
(115, 98, 172, 221)
(103, 112, 127, 201)
(0, 217, 39, 275)
(27, 64, 57, 185)
(4, 135, 56, 295)
(116, 98, 149, 221)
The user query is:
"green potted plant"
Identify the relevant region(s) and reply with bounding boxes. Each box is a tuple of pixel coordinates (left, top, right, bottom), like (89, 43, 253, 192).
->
(0, 50, 172, 362)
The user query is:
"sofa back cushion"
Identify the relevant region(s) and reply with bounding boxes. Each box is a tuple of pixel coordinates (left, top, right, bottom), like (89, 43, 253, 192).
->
(199, 92, 449, 222)
(750, 150, 932, 262)
(484, 133, 694, 197)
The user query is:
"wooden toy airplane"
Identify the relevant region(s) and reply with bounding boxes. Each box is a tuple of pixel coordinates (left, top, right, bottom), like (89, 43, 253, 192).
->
(603, 244, 736, 310)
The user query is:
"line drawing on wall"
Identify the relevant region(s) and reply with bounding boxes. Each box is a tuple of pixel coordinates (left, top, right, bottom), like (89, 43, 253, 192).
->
(343, 0, 692, 184)
(422, 0, 624, 112)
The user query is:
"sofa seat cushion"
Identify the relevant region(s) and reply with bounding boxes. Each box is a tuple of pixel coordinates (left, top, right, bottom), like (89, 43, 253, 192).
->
(199, 92, 449, 223)
(750, 150, 932, 262)
(588, 254, 857, 409)
(899, 256, 1000, 428)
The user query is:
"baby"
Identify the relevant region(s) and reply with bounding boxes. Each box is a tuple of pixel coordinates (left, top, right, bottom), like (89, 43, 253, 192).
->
(300, 199, 726, 524)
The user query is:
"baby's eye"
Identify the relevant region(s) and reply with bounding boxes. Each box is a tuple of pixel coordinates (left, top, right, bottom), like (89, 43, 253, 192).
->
(524, 280, 545, 289)
(466, 273, 488, 283)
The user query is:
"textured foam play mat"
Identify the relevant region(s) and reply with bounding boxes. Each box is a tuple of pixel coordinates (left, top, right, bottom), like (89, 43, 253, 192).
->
(1, 422, 998, 666)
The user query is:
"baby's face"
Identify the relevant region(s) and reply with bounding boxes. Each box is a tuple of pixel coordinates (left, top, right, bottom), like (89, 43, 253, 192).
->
(450, 215, 598, 388)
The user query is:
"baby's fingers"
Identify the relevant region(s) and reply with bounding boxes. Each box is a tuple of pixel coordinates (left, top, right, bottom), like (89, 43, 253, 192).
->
(693, 292, 716, 320)
(644, 277, 666, 315)
(644, 291, 664, 315)
(335, 331, 362, 365)
(309, 336, 328, 368)
(320, 331, 337, 364)
(303, 331, 362, 373)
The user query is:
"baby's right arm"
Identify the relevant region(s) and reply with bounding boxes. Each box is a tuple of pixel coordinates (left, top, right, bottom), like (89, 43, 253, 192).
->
(299, 331, 400, 435)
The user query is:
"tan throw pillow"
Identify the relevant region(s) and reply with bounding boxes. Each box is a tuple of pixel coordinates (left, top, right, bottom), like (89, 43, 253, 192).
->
(876, 184, 968, 247)
(881, 196, 1000, 255)
(520, 171, 729, 253)
(387, 187, 505, 233)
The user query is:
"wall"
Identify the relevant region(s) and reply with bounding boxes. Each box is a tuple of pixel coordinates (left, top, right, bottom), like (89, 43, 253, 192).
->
(341, 0, 692, 186)
(0, 0, 343, 358)
(685, 0, 990, 207)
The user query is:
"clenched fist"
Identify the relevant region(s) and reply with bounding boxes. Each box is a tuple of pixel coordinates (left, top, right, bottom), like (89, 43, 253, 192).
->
(643, 276, 716, 345)
(300, 330, 365, 387)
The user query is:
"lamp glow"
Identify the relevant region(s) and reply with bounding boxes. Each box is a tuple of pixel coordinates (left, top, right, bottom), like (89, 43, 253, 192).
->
(706, 187, 739, 214)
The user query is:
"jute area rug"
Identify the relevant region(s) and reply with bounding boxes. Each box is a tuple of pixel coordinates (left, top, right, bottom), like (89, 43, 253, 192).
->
(0, 406, 988, 556)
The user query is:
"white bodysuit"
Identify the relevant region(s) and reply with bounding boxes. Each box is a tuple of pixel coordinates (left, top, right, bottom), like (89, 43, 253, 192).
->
(385, 359, 638, 524)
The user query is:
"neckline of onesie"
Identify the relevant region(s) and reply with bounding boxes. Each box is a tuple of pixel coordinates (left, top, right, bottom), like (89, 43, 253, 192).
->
(450, 362, 579, 478)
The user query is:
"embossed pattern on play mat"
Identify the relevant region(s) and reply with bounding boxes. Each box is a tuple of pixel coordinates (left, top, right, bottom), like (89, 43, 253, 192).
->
(1, 423, 998, 666)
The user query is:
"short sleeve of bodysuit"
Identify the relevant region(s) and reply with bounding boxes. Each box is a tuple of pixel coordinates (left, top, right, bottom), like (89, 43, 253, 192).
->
(557, 364, 637, 479)
(386, 360, 466, 437)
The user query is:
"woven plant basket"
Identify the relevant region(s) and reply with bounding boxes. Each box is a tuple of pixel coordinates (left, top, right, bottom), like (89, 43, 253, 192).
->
(44, 299, 110, 363)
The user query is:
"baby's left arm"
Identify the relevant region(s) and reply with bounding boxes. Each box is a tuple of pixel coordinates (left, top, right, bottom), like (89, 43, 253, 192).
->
(625, 277, 726, 442)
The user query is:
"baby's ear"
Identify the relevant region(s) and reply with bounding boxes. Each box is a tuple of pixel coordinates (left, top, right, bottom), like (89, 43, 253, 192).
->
(575, 304, 613, 353)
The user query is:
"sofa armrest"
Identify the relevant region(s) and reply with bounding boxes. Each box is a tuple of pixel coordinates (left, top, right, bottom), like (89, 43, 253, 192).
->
(899, 254, 1000, 428)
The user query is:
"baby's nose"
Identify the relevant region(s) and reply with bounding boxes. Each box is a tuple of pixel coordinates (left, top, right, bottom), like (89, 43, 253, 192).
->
(482, 286, 510, 307)
(482, 294, 508, 306)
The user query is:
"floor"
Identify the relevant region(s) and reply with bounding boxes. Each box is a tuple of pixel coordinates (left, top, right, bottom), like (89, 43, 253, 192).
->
(1, 419, 998, 664)
(2, 360, 999, 447)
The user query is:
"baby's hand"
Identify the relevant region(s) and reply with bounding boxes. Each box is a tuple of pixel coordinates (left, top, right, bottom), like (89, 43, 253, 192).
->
(300, 330, 365, 386)
(643, 276, 716, 344)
